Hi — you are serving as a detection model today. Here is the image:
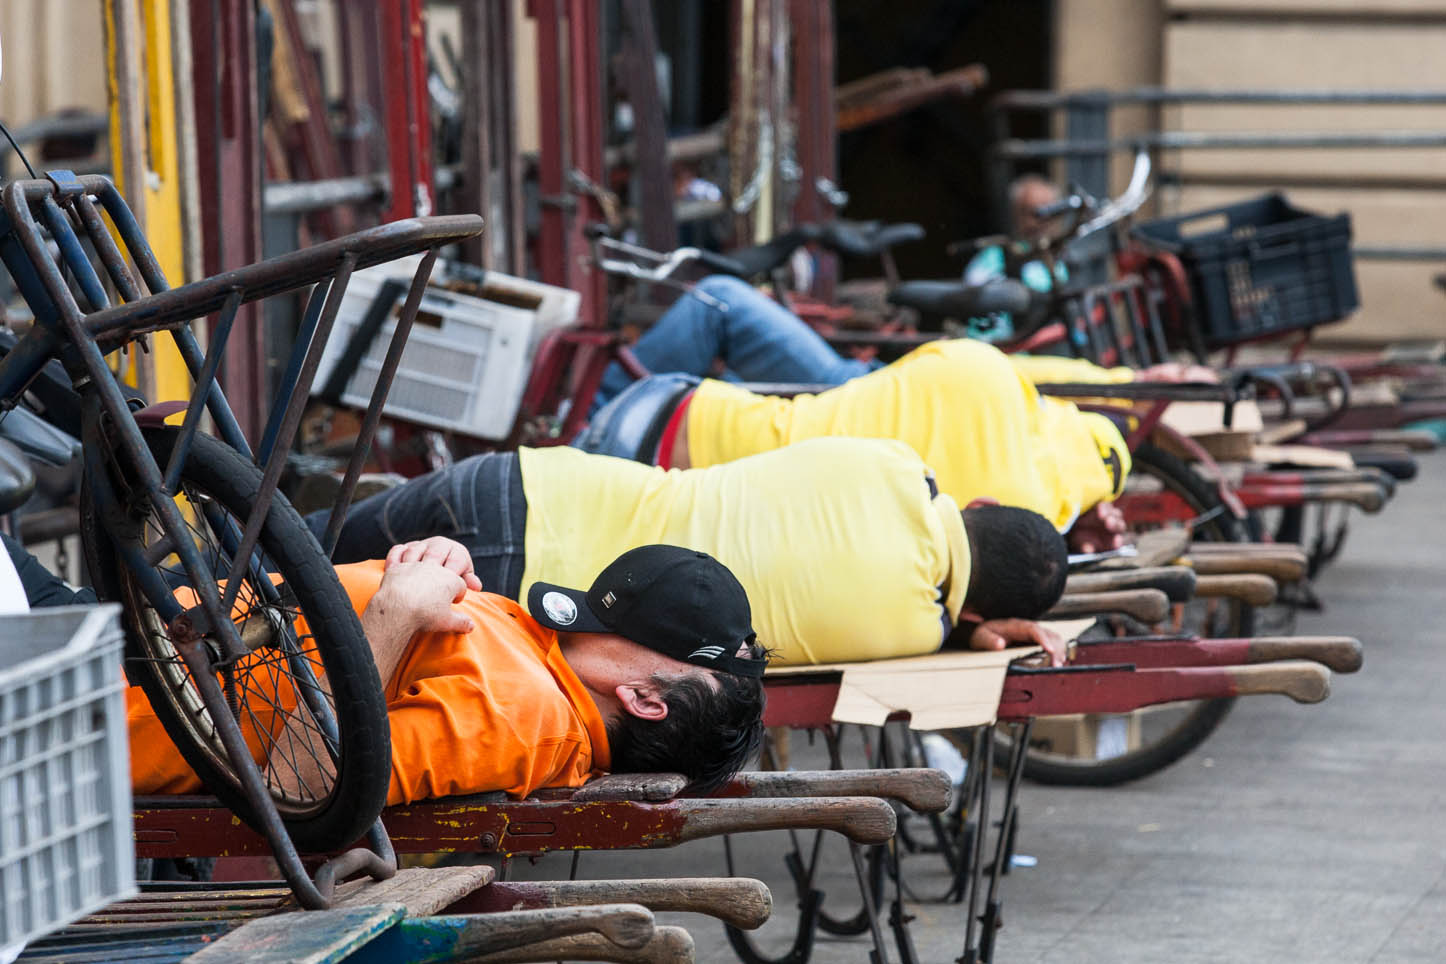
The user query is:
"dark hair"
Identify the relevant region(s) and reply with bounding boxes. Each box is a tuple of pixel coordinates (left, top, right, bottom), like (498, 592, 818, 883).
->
(961, 505, 1068, 619)
(606, 661, 766, 793)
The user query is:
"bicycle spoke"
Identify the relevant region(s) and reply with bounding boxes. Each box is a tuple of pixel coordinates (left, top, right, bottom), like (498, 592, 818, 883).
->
(118, 471, 345, 813)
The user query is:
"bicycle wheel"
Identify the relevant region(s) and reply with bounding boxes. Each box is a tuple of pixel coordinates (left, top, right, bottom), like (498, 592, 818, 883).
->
(84, 425, 390, 852)
(999, 442, 1253, 786)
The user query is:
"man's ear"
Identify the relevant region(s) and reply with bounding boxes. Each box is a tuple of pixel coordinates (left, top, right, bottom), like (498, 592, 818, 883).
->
(615, 680, 669, 722)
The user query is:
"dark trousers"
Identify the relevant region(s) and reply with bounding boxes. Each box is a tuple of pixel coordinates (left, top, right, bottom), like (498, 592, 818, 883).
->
(306, 451, 528, 600)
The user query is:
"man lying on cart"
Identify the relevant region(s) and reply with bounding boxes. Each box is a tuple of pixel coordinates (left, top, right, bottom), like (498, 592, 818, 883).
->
(3, 532, 766, 802)
(309, 436, 1072, 671)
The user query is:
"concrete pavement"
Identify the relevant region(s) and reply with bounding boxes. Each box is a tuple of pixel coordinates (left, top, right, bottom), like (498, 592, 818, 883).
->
(492, 450, 1446, 963)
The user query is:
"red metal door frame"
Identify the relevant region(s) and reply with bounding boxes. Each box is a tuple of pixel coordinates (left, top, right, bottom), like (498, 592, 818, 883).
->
(190, 0, 265, 444)
(381, 0, 435, 222)
(531, 0, 607, 328)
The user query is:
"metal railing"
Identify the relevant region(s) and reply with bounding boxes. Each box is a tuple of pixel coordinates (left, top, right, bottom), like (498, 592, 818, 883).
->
(990, 87, 1446, 262)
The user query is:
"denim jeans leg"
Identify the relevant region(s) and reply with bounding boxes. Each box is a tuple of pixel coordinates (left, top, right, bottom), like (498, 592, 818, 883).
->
(594, 275, 877, 408)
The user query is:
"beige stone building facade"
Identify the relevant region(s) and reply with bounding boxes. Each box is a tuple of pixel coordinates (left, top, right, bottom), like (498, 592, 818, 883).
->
(1056, 0, 1446, 343)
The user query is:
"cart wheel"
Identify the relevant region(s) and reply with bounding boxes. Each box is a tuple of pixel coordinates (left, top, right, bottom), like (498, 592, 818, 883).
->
(997, 442, 1254, 786)
(723, 846, 824, 964)
(84, 425, 391, 853)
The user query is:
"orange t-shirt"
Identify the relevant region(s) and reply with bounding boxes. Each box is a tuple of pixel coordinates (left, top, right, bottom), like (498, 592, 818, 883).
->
(125, 560, 611, 804)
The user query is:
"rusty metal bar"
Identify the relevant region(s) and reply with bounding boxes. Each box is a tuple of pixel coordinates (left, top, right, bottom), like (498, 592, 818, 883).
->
(618, 0, 677, 251)
(221, 253, 356, 613)
(996, 87, 1446, 109)
(321, 248, 441, 556)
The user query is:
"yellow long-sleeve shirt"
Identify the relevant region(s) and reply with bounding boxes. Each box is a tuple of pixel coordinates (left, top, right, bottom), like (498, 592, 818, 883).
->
(686, 339, 1130, 532)
(518, 439, 968, 665)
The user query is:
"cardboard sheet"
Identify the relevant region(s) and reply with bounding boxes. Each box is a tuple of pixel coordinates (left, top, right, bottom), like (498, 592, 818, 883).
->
(767, 649, 1029, 729)
(766, 618, 1095, 730)
(1160, 398, 1264, 436)
(1251, 443, 1355, 469)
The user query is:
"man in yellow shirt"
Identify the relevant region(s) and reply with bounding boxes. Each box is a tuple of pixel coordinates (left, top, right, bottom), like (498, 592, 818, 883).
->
(310, 438, 1069, 668)
(579, 338, 1130, 535)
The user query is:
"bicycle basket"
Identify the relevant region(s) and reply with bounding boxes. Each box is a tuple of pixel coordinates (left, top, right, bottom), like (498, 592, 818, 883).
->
(1133, 193, 1359, 348)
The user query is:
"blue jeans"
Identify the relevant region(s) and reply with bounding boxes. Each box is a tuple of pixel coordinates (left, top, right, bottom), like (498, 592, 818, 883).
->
(594, 275, 880, 409)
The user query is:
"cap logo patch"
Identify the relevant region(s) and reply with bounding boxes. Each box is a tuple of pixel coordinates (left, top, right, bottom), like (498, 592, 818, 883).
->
(688, 645, 725, 661)
(601, 591, 617, 608)
(541, 591, 578, 626)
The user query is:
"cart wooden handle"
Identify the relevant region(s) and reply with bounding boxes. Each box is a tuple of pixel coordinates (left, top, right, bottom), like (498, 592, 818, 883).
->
(1194, 573, 1279, 607)
(474, 925, 695, 963)
(1048, 588, 1170, 623)
(726, 768, 951, 813)
(455, 904, 657, 954)
(1229, 660, 1331, 703)
(1065, 565, 1197, 601)
(677, 796, 897, 845)
(1186, 541, 1304, 554)
(1303, 481, 1387, 513)
(1246, 636, 1363, 673)
(1188, 551, 1308, 583)
(478, 879, 772, 931)
(1104, 528, 1192, 569)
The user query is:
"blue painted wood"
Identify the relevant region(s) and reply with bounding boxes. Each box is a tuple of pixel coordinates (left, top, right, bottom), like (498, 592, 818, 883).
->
(19, 921, 234, 963)
(182, 903, 406, 964)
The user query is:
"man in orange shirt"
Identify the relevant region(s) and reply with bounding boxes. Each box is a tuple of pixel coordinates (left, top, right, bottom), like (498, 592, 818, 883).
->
(122, 538, 767, 803)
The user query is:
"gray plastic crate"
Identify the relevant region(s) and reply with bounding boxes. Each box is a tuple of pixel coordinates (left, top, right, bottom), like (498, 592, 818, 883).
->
(0, 605, 135, 949)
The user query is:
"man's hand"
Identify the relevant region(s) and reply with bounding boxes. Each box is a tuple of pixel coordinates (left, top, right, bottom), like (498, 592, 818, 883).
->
(1069, 500, 1128, 554)
(371, 561, 477, 638)
(1136, 362, 1219, 384)
(968, 618, 1068, 667)
(385, 537, 483, 592)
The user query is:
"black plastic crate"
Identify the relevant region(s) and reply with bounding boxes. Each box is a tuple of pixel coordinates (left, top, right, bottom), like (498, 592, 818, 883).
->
(1133, 193, 1359, 348)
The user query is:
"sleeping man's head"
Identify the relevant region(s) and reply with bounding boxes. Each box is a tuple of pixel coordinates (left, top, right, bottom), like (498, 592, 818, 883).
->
(530, 545, 768, 793)
(960, 502, 1070, 621)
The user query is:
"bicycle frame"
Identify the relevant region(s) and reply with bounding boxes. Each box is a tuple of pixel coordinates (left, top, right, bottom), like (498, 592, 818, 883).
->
(0, 169, 482, 907)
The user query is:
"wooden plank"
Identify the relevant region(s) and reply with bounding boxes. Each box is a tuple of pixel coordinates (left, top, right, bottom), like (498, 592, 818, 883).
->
(311, 866, 496, 917)
(1093, 529, 1192, 569)
(571, 772, 688, 802)
(183, 903, 404, 964)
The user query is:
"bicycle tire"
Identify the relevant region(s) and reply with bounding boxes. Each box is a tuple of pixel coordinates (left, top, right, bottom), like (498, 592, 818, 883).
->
(814, 844, 886, 936)
(1001, 442, 1253, 787)
(84, 426, 390, 852)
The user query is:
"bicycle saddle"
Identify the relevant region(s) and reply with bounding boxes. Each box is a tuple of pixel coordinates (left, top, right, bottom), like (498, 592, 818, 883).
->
(722, 227, 820, 279)
(815, 220, 925, 258)
(0, 438, 35, 515)
(886, 277, 1035, 318)
(0, 327, 146, 439)
(0, 404, 80, 467)
(722, 220, 927, 278)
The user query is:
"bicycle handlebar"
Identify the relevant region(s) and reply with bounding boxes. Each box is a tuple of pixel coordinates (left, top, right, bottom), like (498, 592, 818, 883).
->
(1033, 194, 1090, 221)
(592, 235, 747, 283)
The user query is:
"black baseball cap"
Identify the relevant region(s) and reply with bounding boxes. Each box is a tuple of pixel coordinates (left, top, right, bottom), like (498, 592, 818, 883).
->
(527, 545, 765, 678)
